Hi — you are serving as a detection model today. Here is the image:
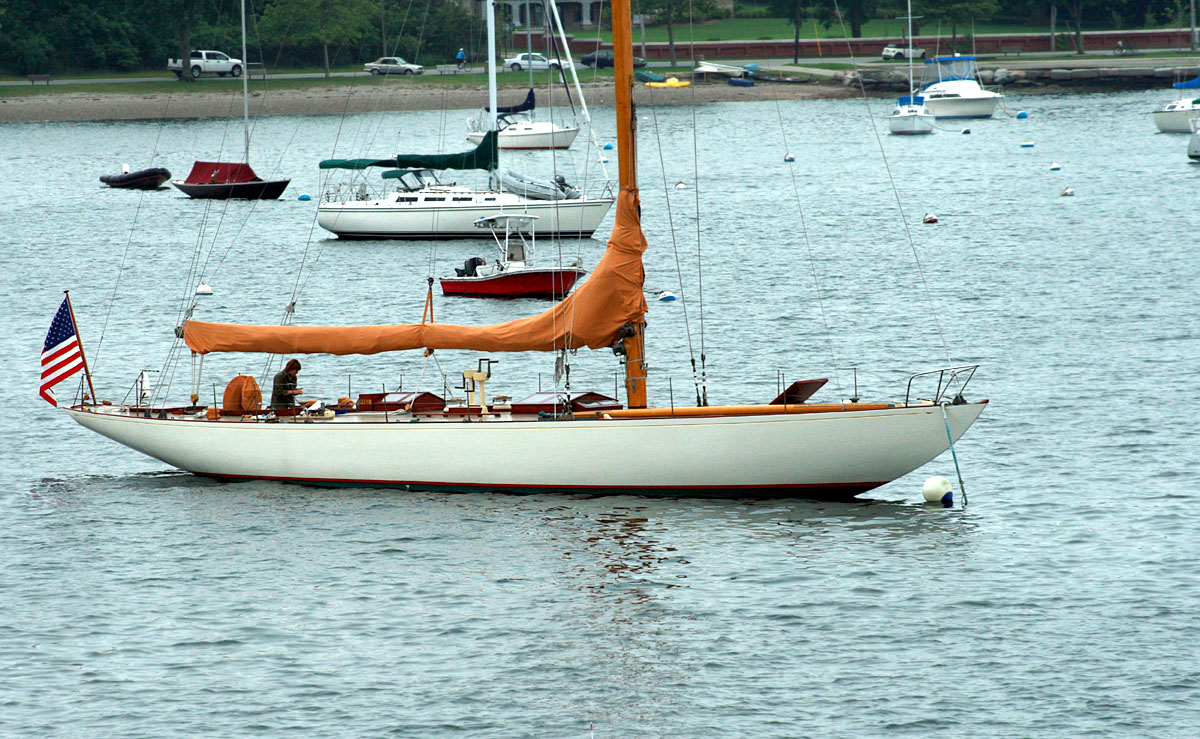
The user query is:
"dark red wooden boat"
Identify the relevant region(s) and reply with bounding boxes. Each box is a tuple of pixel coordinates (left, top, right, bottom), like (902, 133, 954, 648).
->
(100, 167, 171, 190)
(171, 161, 289, 200)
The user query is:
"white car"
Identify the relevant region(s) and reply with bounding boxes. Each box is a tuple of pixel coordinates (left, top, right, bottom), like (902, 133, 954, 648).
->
(502, 53, 573, 72)
(364, 57, 424, 75)
(881, 45, 927, 60)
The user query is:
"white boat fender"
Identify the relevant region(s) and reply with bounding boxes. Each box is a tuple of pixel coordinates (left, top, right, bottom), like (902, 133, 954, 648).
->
(922, 213, 938, 224)
(195, 283, 213, 295)
(298, 193, 312, 201)
(1016, 111, 1029, 119)
(121, 163, 131, 174)
(1061, 187, 1075, 196)
(783, 153, 795, 162)
(1049, 163, 1061, 171)
(923, 475, 953, 506)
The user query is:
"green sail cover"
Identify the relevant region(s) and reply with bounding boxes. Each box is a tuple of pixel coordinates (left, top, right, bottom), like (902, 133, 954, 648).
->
(320, 131, 497, 172)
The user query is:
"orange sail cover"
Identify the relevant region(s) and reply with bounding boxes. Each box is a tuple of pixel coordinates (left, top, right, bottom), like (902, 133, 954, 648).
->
(184, 191, 648, 355)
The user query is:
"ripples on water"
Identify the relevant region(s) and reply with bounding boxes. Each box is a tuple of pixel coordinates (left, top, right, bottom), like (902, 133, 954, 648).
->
(2, 88, 1198, 735)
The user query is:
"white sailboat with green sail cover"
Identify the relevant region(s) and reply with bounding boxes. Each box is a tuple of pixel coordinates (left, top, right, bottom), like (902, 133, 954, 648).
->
(55, 0, 985, 499)
(316, 0, 612, 239)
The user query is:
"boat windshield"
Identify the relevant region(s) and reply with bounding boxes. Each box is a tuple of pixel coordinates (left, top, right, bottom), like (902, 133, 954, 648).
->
(921, 57, 978, 88)
(382, 169, 440, 191)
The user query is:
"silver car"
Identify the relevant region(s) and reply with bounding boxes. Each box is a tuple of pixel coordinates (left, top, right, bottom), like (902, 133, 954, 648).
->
(364, 57, 424, 75)
(501, 53, 573, 72)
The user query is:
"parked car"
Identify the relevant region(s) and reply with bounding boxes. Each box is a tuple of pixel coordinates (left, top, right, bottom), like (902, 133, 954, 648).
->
(502, 53, 573, 72)
(579, 49, 647, 69)
(881, 45, 927, 60)
(168, 50, 243, 78)
(364, 57, 424, 75)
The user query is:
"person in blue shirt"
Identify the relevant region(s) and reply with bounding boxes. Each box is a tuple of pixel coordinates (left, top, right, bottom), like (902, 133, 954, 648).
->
(456, 48, 467, 69)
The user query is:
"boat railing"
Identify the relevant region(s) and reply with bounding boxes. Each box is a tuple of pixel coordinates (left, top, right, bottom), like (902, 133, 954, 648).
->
(904, 364, 979, 406)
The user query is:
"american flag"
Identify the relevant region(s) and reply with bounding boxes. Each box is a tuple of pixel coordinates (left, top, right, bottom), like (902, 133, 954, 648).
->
(41, 297, 85, 407)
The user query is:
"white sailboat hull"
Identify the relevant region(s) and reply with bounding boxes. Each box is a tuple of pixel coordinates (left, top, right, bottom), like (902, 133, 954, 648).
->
(1153, 104, 1200, 133)
(317, 194, 614, 239)
(67, 402, 985, 498)
(888, 109, 936, 135)
(467, 123, 580, 149)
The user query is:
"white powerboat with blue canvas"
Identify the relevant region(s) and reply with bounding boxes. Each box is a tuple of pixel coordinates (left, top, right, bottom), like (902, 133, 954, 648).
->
(919, 55, 1002, 119)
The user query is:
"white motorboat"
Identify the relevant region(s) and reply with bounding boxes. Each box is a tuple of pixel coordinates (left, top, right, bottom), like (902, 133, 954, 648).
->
(919, 56, 1003, 119)
(56, 0, 986, 501)
(316, 2, 611, 240)
(1152, 97, 1200, 133)
(887, 0, 934, 136)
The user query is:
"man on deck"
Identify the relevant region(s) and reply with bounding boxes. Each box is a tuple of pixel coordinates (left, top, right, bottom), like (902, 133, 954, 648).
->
(271, 359, 304, 410)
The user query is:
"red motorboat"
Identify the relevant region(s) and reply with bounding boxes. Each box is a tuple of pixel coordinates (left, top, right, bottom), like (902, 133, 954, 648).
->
(440, 215, 586, 299)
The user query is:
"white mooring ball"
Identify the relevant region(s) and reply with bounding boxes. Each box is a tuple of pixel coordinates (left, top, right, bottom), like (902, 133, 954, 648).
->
(923, 475, 953, 505)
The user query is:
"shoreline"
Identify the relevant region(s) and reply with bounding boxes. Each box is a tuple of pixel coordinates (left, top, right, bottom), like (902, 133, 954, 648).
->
(0, 72, 1179, 123)
(0, 81, 858, 123)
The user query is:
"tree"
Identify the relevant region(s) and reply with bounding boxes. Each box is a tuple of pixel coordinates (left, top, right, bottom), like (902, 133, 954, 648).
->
(637, 0, 724, 67)
(921, 0, 998, 50)
(811, 0, 879, 39)
(1061, 0, 1106, 54)
(768, 0, 808, 63)
(260, 0, 376, 77)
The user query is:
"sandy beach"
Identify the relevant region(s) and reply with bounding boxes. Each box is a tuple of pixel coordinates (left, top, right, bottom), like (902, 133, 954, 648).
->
(0, 80, 858, 123)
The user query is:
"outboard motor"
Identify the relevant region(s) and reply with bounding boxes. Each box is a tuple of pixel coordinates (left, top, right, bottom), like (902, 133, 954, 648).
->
(456, 256, 486, 277)
(554, 174, 580, 200)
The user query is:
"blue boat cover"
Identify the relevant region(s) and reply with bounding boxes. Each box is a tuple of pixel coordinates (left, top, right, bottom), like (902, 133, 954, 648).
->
(898, 95, 925, 105)
(1174, 74, 1200, 89)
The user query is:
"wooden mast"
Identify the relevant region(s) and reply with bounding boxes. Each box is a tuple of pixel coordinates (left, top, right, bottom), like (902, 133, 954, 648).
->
(613, 0, 647, 409)
(64, 290, 97, 405)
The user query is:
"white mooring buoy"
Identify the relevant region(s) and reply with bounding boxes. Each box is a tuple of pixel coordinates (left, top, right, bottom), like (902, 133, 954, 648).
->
(922, 213, 939, 224)
(674, 181, 687, 189)
(195, 283, 213, 296)
(923, 475, 953, 506)
(1061, 187, 1075, 197)
(783, 153, 795, 162)
(1049, 162, 1061, 171)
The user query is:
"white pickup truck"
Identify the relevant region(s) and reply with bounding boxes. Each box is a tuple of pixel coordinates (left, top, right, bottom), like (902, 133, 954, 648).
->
(168, 50, 243, 78)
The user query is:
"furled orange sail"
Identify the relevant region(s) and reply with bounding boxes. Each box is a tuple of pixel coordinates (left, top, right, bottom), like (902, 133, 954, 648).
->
(184, 191, 648, 355)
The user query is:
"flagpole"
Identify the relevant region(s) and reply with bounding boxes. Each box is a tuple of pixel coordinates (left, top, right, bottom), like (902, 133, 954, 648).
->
(64, 290, 97, 406)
